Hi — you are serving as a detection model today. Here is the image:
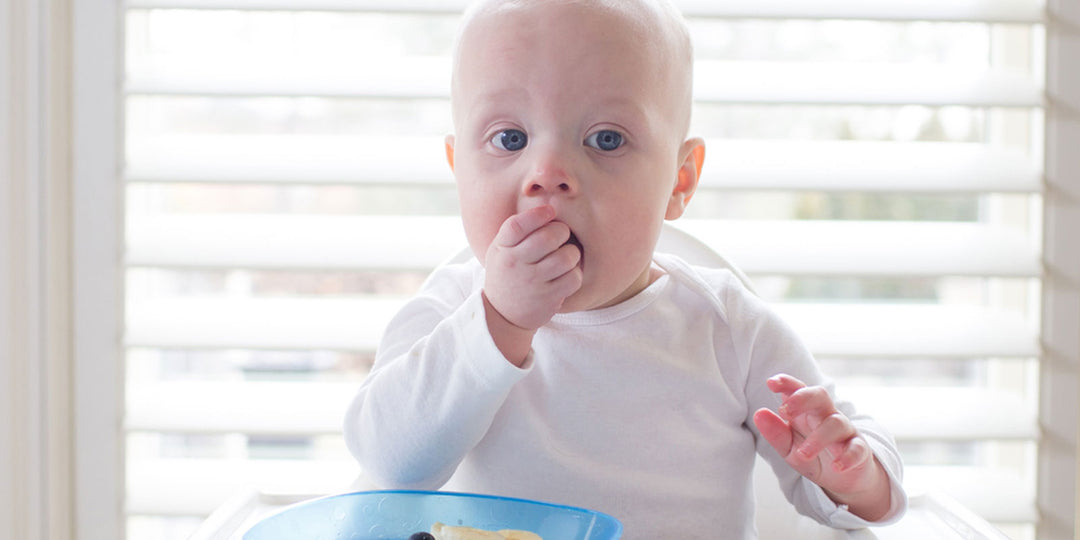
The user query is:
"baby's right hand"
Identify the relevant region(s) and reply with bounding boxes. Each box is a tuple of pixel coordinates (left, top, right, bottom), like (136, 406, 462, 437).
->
(483, 205, 583, 331)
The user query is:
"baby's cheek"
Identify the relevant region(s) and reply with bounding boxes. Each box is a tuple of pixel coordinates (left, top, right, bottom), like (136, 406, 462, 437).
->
(466, 229, 496, 266)
(461, 213, 504, 265)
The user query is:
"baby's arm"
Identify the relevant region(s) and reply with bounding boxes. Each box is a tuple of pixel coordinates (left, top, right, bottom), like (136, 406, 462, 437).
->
(719, 269, 904, 526)
(481, 205, 582, 366)
(344, 264, 530, 489)
(753, 374, 892, 521)
(345, 206, 580, 487)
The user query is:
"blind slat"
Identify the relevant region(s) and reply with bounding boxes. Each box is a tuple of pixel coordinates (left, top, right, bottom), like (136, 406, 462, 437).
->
(840, 387, 1036, 442)
(126, 135, 1042, 194)
(775, 303, 1037, 358)
(124, 0, 1045, 24)
(126, 381, 355, 436)
(682, 0, 1044, 23)
(126, 458, 359, 516)
(126, 381, 1036, 441)
(126, 297, 399, 352)
(126, 216, 1041, 277)
(125, 61, 1044, 108)
(125, 298, 1039, 358)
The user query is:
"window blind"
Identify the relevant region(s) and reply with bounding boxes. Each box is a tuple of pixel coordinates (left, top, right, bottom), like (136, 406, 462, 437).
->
(121, 2, 1049, 539)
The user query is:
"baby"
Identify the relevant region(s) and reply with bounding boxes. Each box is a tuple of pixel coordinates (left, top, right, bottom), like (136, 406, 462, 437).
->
(345, 0, 907, 537)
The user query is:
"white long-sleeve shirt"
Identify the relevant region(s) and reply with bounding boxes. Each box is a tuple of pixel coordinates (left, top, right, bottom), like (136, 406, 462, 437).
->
(345, 252, 906, 539)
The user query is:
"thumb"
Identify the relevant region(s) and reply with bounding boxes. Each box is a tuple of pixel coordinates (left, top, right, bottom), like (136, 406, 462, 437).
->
(754, 408, 795, 457)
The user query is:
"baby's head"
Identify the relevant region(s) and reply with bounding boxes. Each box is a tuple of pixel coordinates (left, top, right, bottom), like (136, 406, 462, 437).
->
(446, 0, 706, 313)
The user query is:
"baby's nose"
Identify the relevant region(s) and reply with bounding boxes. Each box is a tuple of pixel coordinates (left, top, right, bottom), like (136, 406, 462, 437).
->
(524, 158, 578, 197)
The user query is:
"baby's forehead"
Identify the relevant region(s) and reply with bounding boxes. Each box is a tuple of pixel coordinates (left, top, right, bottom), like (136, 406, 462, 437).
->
(457, 0, 689, 57)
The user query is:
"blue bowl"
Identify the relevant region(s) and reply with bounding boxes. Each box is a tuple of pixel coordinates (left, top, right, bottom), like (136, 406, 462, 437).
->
(243, 490, 623, 540)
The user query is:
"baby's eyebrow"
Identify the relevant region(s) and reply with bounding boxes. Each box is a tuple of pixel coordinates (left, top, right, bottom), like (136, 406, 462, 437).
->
(591, 98, 654, 130)
(456, 88, 529, 123)
(602, 98, 649, 117)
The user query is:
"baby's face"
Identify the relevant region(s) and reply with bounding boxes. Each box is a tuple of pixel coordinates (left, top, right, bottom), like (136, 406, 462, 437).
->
(449, 0, 697, 313)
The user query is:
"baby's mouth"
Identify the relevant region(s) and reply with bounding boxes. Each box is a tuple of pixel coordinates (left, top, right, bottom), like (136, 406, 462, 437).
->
(565, 231, 584, 268)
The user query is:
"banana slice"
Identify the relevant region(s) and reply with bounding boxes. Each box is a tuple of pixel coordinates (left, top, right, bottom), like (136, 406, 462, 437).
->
(496, 530, 543, 540)
(430, 523, 543, 540)
(431, 523, 508, 540)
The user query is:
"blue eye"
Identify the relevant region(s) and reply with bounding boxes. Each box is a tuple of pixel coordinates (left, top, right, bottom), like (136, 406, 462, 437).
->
(585, 130, 624, 151)
(492, 129, 528, 151)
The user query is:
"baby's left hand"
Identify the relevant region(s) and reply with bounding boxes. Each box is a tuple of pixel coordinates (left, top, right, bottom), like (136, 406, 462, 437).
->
(753, 374, 891, 521)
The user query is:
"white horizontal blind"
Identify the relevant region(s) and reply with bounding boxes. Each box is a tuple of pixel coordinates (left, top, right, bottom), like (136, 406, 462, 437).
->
(121, 2, 1050, 539)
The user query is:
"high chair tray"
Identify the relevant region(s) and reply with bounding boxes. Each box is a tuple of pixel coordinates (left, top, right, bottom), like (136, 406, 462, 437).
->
(190, 490, 1010, 540)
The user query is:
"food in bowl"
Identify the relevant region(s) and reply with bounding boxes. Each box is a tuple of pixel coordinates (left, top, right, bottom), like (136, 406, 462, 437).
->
(422, 523, 543, 540)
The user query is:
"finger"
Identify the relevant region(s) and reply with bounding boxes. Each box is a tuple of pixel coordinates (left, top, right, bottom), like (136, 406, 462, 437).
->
(780, 386, 838, 424)
(535, 243, 582, 280)
(547, 266, 583, 299)
(495, 205, 556, 247)
(792, 412, 857, 463)
(766, 373, 807, 399)
(753, 408, 796, 457)
(831, 436, 873, 473)
(513, 221, 571, 264)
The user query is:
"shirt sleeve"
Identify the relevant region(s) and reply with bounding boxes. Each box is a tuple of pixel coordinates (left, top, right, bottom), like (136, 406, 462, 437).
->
(722, 273, 908, 528)
(343, 262, 531, 489)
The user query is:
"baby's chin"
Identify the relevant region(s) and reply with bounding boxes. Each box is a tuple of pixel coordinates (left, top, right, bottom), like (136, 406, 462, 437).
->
(553, 280, 603, 314)
(556, 295, 594, 315)
(557, 277, 646, 314)
(561, 259, 662, 314)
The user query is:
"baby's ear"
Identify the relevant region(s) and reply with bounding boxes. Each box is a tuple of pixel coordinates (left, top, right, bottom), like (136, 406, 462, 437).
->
(444, 134, 456, 172)
(666, 138, 705, 220)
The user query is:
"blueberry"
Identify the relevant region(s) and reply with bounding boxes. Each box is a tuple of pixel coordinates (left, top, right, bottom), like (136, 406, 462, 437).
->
(408, 533, 435, 540)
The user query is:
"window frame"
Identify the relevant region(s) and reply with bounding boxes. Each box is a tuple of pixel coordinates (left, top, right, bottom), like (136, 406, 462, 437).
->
(72, 0, 125, 538)
(1, 0, 126, 538)
(1037, 1, 1080, 539)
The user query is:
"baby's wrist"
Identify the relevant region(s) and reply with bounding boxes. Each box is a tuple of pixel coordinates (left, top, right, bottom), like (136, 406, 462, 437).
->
(481, 292, 537, 367)
(824, 457, 892, 521)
